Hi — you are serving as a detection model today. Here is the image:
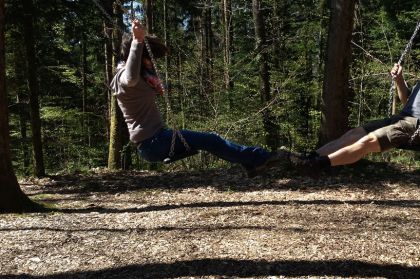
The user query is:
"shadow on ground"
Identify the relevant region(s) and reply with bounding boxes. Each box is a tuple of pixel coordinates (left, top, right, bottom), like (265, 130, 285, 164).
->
(25, 160, 420, 196)
(3, 259, 419, 279)
(53, 198, 419, 214)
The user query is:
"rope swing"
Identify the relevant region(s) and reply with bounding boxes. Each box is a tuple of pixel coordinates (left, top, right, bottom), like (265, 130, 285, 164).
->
(91, 0, 195, 163)
(388, 21, 420, 118)
(353, 21, 420, 147)
(389, 22, 420, 146)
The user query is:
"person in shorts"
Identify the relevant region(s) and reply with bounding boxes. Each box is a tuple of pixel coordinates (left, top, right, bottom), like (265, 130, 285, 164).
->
(292, 64, 420, 177)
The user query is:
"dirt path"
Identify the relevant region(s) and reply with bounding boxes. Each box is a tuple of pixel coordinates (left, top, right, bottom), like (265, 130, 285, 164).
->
(1, 166, 419, 278)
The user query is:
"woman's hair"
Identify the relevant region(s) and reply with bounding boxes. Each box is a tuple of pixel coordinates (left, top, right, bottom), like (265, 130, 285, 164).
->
(120, 33, 167, 62)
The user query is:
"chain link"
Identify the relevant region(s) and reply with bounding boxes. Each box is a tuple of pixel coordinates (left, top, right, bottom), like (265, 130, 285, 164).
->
(388, 21, 420, 117)
(143, 37, 192, 156)
(397, 22, 420, 66)
(387, 79, 395, 117)
(91, 0, 420, 148)
(91, 0, 192, 158)
(389, 22, 420, 146)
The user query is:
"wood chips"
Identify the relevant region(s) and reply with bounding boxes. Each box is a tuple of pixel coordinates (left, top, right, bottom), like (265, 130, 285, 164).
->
(1, 166, 419, 278)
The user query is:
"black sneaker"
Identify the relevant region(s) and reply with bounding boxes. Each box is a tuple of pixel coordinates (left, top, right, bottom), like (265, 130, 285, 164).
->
(289, 153, 321, 179)
(307, 151, 320, 160)
(246, 150, 292, 178)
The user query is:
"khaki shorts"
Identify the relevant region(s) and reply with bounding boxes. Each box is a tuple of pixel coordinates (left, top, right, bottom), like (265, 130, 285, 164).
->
(362, 115, 419, 151)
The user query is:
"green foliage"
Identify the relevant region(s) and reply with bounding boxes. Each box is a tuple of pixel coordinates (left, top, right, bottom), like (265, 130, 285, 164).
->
(5, 0, 420, 175)
(40, 106, 107, 173)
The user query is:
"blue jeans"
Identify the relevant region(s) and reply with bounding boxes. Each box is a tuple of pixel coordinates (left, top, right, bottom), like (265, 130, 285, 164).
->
(138, 128, 271, 169)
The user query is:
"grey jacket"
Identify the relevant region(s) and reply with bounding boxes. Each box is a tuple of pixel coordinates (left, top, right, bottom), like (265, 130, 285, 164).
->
(110, 40, 163, 143)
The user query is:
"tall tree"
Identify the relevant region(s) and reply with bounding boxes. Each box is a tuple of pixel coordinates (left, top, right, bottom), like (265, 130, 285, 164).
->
(107, 1, 126, 170)
(252, 0, 279, 150)
(199, 0, 214, 113)
(221, 0, 234, 107)
(0, 0, 38, 213)
(81, 29, 88, 137)
(271, 0, 288, 71)
(11, 29, 30, 173)
(22, 0, 45, 177)
(144, 0, 153, 33)
(103, 0, 114, 126)
(319, 0, 356, 144)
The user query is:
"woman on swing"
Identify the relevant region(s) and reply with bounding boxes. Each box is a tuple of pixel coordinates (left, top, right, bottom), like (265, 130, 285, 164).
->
(110, 20, 288, 178)
(293, 63, 420, 178)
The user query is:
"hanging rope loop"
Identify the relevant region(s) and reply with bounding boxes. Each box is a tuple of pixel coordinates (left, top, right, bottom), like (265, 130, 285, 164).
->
(388, 21, 420, 117)
(388, 21, 420, 145)
(143, 34, 192, 155)
(397, 22, 420, 65)
(91, 0, 192, 158)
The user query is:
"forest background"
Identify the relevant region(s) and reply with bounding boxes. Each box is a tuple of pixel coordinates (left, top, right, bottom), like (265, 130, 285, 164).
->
(4, 0, 420, 177)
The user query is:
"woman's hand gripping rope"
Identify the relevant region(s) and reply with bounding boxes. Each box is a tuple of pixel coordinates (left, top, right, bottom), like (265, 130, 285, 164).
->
(390, 63, 403, 82)
(131, 19, 145, 43)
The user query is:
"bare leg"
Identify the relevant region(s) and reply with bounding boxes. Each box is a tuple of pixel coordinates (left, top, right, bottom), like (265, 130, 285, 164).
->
(317, 127, 367, 156)
(328, 133, 381, 166)
(292, 130, 381, 179)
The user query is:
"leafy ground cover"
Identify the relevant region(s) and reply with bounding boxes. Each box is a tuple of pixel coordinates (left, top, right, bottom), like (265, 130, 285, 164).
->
(1, 164, 419, 279)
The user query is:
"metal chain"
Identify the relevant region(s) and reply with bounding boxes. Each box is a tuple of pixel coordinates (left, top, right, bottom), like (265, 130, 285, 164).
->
(387, 79, 395, 117)
(91, 0, 420, 149)
(118, 0, 193, 157)
(388, 21, 420, 146)
(143, 36, 192, 156)
(92, 0, 192, 157)
(388, 21, 420, 117)
(397, 22, 420, 66)
(91, 0, 126, 34)
(91, 0, 114, 26)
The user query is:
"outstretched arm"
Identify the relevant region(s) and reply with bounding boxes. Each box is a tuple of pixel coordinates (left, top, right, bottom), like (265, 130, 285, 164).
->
(120, 20, 146, 87)
(391, 64, 410, 105)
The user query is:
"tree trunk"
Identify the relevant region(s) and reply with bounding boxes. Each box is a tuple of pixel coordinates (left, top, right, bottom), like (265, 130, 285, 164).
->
(22, 0, 45, 177)
(144, 0, 153, 33)
(163, 0, 169, 90)
(81, 30, 88, 138)
(205, 0, 213, 100)
(103, 0, 113, 135)
(104, 26, 113, 123)
(221, 0, 234, 108)
(107, 2, 126, 170)
(199, 12, 205, 114)
(12, 30, 30, 174)
(0, 0, 39, 213)
(252, 0, 279, 150)
(355, 5, 366, 126)
(272, 0, 288, 71)
(199, 0, 213, 115)
(319, 0, 356, 144)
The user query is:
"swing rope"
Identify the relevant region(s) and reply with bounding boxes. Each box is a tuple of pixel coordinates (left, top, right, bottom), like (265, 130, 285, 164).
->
(352, 21, 420, 146)
(142, 33, 192, 157)
(92, 1, 420, 148)
(388, 21, 420, 118)
(91, 0, 192, 159)
(390, 21, 420, 146)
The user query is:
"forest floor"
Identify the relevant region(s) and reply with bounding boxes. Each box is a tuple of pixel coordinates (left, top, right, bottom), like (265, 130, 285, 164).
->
(0, 162, 419, 279)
